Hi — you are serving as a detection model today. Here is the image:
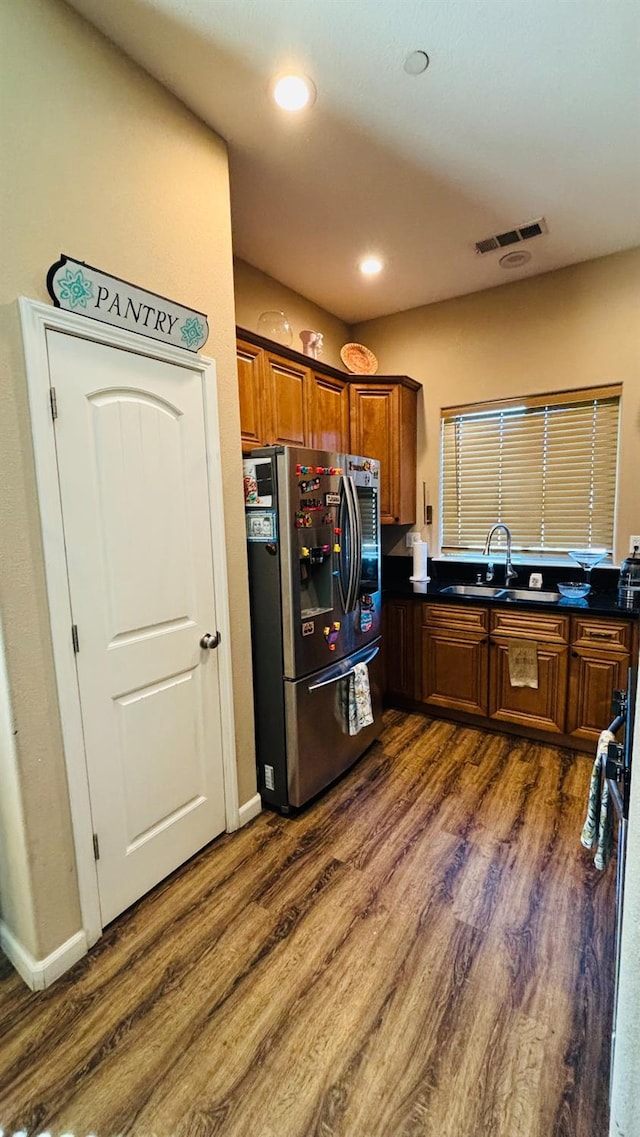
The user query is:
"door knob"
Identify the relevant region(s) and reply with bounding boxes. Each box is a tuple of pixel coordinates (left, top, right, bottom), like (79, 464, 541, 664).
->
(200, 631, 221, 650)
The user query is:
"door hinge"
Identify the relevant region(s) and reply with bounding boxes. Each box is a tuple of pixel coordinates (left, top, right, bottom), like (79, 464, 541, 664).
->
(50, 387, 58, 420)
(92, 833, 100, 860)
(71, 624, 80, 653)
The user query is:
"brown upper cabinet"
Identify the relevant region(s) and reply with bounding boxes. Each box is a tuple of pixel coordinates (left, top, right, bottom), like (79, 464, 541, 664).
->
(349, 381, 417, 525)
(307, 370, 350, 453)
(237, 336, 311, 451)
(263, 352, 308, 447)
(236, 338, 267, 452)
(236, 327, 419, 524)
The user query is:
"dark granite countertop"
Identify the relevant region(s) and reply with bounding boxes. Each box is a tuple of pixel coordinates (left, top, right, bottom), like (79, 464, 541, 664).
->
(382, 556, 640, 620)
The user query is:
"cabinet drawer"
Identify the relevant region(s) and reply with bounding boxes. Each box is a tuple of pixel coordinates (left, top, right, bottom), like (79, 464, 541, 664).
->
(490, 608, 569, 644)
(422, 602, 489, 633)
(571, 616, 632, 652)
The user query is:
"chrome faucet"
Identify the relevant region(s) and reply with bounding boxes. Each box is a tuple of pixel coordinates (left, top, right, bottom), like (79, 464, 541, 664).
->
(483, 523, 518, 586)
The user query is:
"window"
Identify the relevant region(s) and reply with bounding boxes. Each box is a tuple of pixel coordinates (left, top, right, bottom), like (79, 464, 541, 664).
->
(441, 385, 621, 555)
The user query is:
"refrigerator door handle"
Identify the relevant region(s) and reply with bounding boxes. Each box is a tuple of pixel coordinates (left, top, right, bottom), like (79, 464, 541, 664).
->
(342, 475, 360, 614)
(307, 645, 380, 691)
(347, 474, 363, 612)
(337, 479, 351, 612)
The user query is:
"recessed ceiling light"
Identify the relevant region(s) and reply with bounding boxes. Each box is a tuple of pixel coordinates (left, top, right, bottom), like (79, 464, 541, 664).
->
(272, 74, 316, 112)
(499, 250, 532, 269)
(359, 256, 383, 276)
(404, 50, 430, 75)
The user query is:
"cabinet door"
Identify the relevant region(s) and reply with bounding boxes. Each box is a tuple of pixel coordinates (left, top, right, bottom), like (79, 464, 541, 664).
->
(566, 646, 630, 743)
(396, 383, 418, 525)
(350, 384, 397, 523)
(383, 599, 415, 700)
(350, 382, 416, 524)
(236, 339, 266, 453)
(489, 638, 568, 733)
(264, 354, 309, 446)
(307, 371, 350, 452)
(420, 627, 489, 716)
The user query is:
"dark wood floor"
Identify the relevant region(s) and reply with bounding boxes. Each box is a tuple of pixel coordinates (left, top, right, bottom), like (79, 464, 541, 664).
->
(0, 711, 615, 1137)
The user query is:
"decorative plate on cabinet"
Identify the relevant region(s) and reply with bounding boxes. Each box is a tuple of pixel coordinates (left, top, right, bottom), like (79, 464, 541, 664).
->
(340, 342, 378, 375)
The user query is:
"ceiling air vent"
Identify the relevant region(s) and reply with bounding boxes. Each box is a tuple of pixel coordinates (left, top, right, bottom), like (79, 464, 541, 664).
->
(475, 217, 548, 255)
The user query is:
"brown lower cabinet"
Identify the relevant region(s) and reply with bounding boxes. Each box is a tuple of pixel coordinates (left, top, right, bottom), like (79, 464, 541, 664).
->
(384, 597, 637, 750)
(383, 598, 416, 701)
(566, 615, 633, 741)
(419, 603, 489, 717)
(489, 638, 568, 733)
(488, 608, 569, 734)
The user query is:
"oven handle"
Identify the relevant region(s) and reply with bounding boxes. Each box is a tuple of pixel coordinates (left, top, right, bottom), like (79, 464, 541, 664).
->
(307, 645, 380, 691)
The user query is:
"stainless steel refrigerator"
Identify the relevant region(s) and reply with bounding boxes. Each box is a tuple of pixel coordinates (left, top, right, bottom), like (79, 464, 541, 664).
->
(243, 445, 383, 812)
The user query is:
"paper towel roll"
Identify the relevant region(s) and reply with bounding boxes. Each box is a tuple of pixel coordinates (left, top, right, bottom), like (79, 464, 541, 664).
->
(410, 540, 430, 582)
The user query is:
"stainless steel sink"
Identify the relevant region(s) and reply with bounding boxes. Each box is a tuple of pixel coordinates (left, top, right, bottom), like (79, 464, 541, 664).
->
(440, 585, 507, 598)
(502, 588, 561, 603)
(439, 584, 562, 603)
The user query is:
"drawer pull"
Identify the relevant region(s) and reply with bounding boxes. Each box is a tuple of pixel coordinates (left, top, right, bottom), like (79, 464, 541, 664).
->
(588, 631, 617, 639)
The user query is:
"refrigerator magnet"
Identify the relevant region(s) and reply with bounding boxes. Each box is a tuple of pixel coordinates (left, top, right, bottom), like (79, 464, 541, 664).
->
(242, 457, 273, 506)
(246, 511, 277, 542)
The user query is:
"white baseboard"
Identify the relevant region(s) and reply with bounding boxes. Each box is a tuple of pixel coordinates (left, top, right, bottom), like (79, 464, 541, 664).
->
(0, 920, 87, 990)
(238, 793, 262, 827)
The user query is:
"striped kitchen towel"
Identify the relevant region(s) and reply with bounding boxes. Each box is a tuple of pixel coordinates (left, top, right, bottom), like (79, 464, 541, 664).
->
(581, 729, 616, 870)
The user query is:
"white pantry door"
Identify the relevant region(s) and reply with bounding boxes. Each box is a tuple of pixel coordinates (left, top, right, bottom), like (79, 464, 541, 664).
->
(46, 329, 227, 925)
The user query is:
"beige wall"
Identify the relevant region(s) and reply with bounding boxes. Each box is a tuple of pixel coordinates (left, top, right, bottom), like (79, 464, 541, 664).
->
(233, 258, 350, 370)
(0, 0, 255, 959)
(353, 249, 640, 564)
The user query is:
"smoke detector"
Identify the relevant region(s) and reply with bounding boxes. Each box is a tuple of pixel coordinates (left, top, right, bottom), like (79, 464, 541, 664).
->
(475, 217, 548, 256)
(499, 250, 532, 269)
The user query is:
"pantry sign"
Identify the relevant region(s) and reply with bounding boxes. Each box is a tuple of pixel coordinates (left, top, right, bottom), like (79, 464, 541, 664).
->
(46, 255, 209, 352)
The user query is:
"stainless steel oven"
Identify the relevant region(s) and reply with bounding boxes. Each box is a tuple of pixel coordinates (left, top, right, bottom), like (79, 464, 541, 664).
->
(604, 668, 636, 1100)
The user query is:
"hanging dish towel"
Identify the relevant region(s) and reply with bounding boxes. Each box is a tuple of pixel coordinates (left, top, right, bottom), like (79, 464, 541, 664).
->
(581, 729, 616, 870)
(508, 639, 539, 688)
(346, 662, 374, 736)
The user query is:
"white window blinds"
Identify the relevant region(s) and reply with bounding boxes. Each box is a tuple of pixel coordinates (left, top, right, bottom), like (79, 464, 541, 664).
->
(441, 386, 621, 555)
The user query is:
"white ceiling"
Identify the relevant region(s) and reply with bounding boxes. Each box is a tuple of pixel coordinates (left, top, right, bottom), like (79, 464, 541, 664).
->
(66, 0, 640, 324)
